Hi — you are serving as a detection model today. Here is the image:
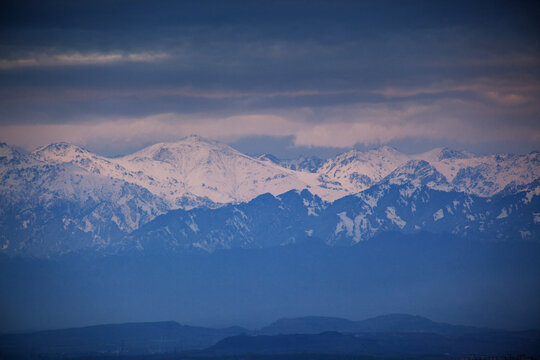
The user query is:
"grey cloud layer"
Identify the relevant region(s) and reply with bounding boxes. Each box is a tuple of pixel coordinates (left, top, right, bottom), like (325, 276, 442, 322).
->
(0, 0, 538, 155)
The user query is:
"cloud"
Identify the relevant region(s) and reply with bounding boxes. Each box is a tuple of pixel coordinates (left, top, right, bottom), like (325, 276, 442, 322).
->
(2, 97, 539, 155)
(374, 79, 540, 106)
(0, 52, 170, 69)
(0, 1, 538, 156)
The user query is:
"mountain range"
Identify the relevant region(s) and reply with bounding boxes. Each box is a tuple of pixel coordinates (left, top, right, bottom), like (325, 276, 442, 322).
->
(258, 314, 491, 336)
(0, 135, 538, 257)
(2, 314, 539, 357)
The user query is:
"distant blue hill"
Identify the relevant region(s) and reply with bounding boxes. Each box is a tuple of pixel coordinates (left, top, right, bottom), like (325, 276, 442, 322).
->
(0, 321, 247, 356)
(260, 314, 491, 336)
(2, 314, 538, 357)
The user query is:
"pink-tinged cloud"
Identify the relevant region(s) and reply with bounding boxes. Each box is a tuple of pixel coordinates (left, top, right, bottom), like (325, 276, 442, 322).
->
(2, 98, 539, 153)
(0, 52, 170, 69)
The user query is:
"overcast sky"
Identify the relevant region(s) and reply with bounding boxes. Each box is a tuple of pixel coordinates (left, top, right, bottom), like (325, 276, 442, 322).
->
(0, 0, 539, 158)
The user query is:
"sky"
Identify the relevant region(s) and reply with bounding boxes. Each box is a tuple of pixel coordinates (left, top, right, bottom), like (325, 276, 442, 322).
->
(0, 0, 539, 158)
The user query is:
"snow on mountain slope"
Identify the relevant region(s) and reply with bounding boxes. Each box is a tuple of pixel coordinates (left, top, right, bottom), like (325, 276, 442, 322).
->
(381, 160, 452, 191)
(0, 137, 336, 255)
(325, 161, 458, 244)
(0, 142, 27, 165)
(127, 179, 539, 253)
(0, 158, 167, 228)
(32, 142, 140, 184)
(412, 148, 540, 196)
(315, 146, 540, 198)
(26, 137, 328, 206)
(7, 138, 538, 209)
(316, 146, 411, 193)
(0, 137, 538, 257)
(116, 135, 316, 205)
(0, 143, 169, 256)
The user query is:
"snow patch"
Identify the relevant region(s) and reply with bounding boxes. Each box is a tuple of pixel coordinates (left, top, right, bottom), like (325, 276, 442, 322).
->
(335, 212, 354, 236)
(233, 208, 248, 219)
(496, 208, 508, 219)
(523, 186, 540, 204)
(385, 207, 406, 229)
(433, 209, 444, 221)
(303, 198, 320, 216)
(187, 215, 199, 233)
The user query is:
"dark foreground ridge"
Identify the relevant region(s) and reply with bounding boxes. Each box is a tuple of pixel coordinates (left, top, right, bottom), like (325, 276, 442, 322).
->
(1, 314, 539, 359)
(0, 321, 247, 356)
(205, 331, 540, 357)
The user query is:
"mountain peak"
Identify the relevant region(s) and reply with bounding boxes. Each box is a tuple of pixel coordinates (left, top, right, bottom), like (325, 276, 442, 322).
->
(124, 136, 243, 164)
(415, 147, 472, 162)
(0, 142, 25, 162)
(373, 145, 400, 153)
(260, 316, 357, 335)
(33, 142, 88, 153)
(32, 142, 91, 163)
(259, 313, 486, 336)
(438, 147, 471, 160)
(383, 160, 450, 189)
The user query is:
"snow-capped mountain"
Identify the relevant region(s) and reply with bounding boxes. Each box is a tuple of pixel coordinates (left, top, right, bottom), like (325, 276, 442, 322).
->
(26, 136, 339, 206)
(125, 174, 539, 253)
(316, 146, 410, 193)
(116, 135, 317, 205)
(317, 146, 540, 197)
(0, 143, 27, 164)
(326, 165, 540, 245)
(4, 137, 538, 206)
(412, 148, 540, 197)
(0, 144, 168, 256)
(0, 136, 538, 257)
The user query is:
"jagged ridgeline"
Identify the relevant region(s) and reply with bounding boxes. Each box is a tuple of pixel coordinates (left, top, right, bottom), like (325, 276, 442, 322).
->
(0, 135, 538, 257)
